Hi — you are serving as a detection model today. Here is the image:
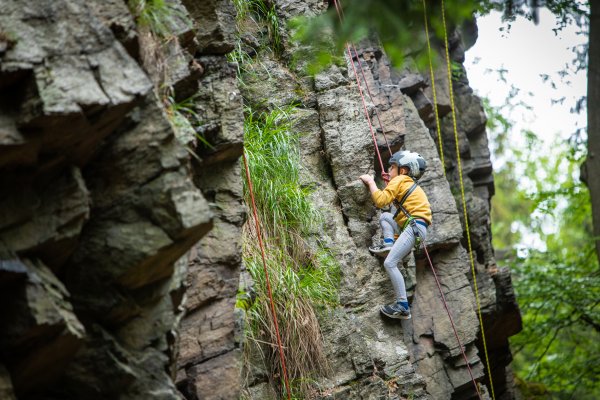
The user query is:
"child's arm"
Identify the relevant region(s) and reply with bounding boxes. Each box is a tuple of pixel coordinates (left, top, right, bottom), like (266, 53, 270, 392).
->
(361, 175, 402, 208)
(359, 175, 379, 194)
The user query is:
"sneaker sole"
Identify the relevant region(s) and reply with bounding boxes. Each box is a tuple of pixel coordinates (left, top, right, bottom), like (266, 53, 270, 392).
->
(372, 252, 390, 258)
(380, 308, 411, 320)
(369, 249, 391, 258)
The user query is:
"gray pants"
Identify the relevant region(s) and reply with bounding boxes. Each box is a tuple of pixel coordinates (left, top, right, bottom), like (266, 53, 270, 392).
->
(380, 212, 428, 303)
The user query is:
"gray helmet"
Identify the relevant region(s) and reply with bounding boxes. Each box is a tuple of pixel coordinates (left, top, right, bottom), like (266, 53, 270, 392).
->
(388, 150, 408, 166)
(389, 150, 426, 179)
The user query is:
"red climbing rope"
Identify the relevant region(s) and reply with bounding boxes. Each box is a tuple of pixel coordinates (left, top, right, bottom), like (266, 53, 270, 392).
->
(333, 0, 389, 183)
(350, 42, 393, 158)
(333, 2, 483, 398)
(422, 245, 483, 400)
(335, 0, 393, 158)
(242, 152, 292, 400)
(346, 45, 388, 181)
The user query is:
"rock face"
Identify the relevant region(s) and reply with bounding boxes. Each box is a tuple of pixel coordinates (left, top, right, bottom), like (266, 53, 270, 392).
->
(175, 55, 245, 399)
(0, 1, 520, 400)
(0, 0, 242, 398)
(236, 3, 522, 400)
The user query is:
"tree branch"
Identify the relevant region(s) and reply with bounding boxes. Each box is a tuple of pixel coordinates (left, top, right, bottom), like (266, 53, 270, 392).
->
(579, 313, 600, 333)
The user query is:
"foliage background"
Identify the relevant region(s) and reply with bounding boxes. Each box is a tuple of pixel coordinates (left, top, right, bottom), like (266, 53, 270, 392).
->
(485, 97, 600, 399)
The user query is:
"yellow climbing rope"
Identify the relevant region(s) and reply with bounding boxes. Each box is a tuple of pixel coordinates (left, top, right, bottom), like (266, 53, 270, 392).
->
(422, 0, 446, 177)
(424, 0, 497, 398)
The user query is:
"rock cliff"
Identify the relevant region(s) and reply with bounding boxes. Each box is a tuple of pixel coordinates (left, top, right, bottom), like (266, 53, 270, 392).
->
(0, 0, 241, 398)
(0, 0, 521, 399)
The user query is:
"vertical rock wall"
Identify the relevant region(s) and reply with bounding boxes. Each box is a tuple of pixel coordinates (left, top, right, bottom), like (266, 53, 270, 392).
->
(174, 18, 245, 397)
(0, 0, 521, 399)
(0, 0, 243, 398)
(238, 2, 522, 399)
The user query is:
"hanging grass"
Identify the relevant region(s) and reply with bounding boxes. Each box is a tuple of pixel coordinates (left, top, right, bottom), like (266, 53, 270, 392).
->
(128, 0, 190, 38)
(232, 4, 340, 396)
(241, 106, 340, 398)
(232, 0, 283, 55)
(243, 106, 319, 242)
(164, 94, 213, 149)
(243, 249, 332, 393)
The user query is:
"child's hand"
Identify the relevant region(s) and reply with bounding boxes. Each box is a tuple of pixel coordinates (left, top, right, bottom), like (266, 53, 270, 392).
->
(359, 175, 374, 185)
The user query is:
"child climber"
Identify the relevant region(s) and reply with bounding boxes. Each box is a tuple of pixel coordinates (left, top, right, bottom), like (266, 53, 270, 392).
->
(359, 150, 432, 319)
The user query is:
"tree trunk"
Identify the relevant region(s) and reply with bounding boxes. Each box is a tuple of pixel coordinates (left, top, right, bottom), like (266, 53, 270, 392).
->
(584, 0, 600, 265)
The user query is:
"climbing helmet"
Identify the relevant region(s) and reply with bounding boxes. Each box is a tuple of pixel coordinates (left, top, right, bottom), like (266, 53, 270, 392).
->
(389, 150, 426, 179)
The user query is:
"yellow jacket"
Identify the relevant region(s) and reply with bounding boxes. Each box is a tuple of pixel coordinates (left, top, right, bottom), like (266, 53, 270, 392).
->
(371, 175, 432, 227)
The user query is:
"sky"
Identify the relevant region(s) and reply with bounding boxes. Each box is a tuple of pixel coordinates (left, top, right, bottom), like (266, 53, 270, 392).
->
(463, 8, 588, 249)
(464, 8, 587, 160)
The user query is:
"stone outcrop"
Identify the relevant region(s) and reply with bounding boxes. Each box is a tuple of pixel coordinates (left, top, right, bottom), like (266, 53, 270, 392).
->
(0, 258, 85, 394)
(0, 0, 242, 398)
(175, 54, 245, 399)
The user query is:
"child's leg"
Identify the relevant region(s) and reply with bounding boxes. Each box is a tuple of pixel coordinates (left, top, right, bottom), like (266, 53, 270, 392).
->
(380, 212, 399, 245)
(383, 224, 428, 303)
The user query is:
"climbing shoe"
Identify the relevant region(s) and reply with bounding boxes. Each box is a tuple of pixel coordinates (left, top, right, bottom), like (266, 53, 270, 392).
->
(369, 244, 393, 257)
(380, 302, 411, 320)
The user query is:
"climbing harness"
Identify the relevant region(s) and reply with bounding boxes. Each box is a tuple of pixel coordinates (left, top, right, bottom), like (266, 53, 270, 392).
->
(389, 151, 428, 252)
(392, 179, 425, 254)
(242, 152, 292, 400)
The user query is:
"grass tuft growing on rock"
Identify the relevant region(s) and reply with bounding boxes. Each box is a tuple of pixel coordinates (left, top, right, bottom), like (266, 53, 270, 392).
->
(241, 106, 339, 397)
(164, 94, 213, 159)
(128, 0, 187, 38)
(244, 106, 318, 241)
(232, 0, 283, 56)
